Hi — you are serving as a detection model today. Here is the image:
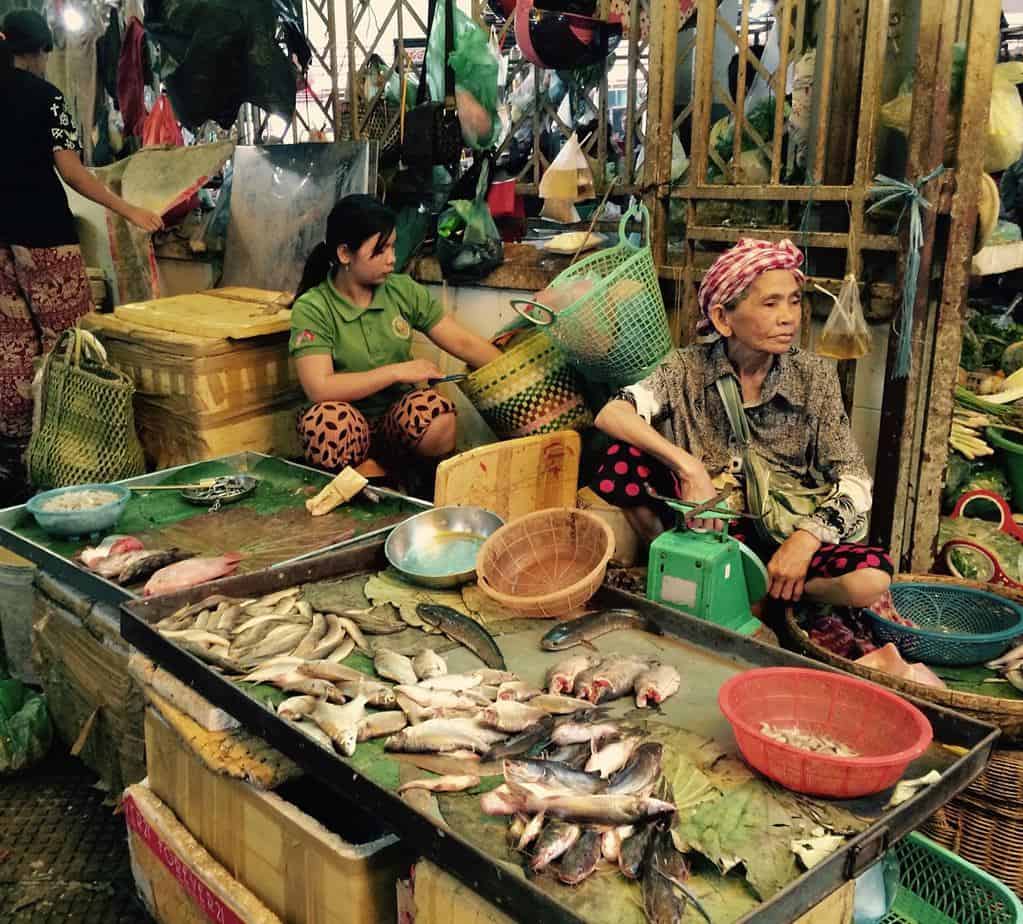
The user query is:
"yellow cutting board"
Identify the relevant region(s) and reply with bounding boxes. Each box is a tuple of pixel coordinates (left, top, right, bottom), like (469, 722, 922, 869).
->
(114, 288, 292, 340)
(434, 431, 581, 522)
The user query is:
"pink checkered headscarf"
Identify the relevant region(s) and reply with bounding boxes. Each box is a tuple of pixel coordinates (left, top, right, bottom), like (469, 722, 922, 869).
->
(696, 238, 805, 334)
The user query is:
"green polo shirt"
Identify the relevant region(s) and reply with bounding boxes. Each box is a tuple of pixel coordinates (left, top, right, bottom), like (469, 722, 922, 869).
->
(289, 273, 445, 417)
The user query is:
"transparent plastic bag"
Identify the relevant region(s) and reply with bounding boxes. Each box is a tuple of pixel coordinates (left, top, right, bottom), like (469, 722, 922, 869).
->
(817, 275, 871, 360)
(539, 132, 595, 202)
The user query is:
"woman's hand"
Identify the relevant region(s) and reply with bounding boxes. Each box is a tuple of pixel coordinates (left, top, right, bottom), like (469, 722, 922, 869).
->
(393, 358, 444, 385)
(125, 206, 164, 232)
(675, 460, 725, 532)
(766, 529, 822, 602)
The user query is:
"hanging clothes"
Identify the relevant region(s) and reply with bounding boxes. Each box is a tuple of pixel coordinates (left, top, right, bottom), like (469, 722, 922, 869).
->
(117, 17, 148, 138)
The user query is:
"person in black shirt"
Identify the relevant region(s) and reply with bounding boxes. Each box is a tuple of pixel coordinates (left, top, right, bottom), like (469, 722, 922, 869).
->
(0, 9, 162, 463)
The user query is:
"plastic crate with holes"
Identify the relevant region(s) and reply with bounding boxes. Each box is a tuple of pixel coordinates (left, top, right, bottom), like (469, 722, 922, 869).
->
(878, 832, 1021, 924)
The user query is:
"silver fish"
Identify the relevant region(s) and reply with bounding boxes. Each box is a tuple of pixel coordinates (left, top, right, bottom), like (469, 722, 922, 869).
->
(277, 695, 319, 720)
(585, 735, 643, 779)
(291, 612, 327, 659)
(482, 700, 549, 734)
(530, 821, 581, 871)
(517, 811, 546, 851)
(384, 718, 507, 754)
(634, 662, 681, 707)
(546, 654, 602, 695)
(528, 693, 594, 715)
(295, 660, 367, 684)
(412, 648, 448, 681)
(309, 695, 368, 756)
(374, 650, 419, 686)
(507, 784, 676, 826)
(558, 828, 602, 885)
(497, 681, 542, 702)
(419, 673, 483, 692)
(397, 774, 480, 795)
(306, 615, 347, 661)
(356, 711, 408, 742)
(551, 720, 621, 746)
(590, 657, 649, 704)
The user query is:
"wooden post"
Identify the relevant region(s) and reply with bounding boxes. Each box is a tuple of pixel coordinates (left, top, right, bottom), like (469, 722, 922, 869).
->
(647, 0, 680, 280)
(344, 0, 360, 139)
(907, 0, 1002, 571)
(871, 0, 958, 564)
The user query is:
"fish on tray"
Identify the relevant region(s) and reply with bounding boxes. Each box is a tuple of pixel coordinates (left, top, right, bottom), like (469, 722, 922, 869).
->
(545, 654, 601, 695)
(415, 603, 506, 670)
(92, 547, 195, 585)
(79, 535, 144, 569)
(540, 608, 653, 651)
(634, 663, 681, 708)
(143, 553, 243, 597)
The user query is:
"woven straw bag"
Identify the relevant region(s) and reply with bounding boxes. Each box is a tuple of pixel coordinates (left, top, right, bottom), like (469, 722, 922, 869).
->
(459, 331, 592, 439)
(26, 328, 145, 489)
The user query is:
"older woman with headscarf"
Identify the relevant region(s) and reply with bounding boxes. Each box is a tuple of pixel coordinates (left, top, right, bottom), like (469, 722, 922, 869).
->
(0, 10, 162, 487)
(592, 238, 891, 610)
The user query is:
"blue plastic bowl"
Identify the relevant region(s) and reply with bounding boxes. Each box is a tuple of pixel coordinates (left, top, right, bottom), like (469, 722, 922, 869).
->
(866, 581, 1023, 666)
(25, 484, 131, 537)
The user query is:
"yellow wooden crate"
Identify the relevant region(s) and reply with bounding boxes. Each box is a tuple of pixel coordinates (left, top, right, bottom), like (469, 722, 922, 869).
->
(125, 781, 282, 924)
(114, 287, 292, 339)
(145, 707, 408, 924)
(434, 431, 581, 522)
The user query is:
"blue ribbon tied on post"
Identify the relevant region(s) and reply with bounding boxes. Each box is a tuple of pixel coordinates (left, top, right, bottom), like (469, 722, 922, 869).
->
(866, 165, 945, 379)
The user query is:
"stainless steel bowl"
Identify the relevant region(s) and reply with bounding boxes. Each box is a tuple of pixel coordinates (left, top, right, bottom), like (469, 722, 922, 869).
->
(385, 505, 505, 588)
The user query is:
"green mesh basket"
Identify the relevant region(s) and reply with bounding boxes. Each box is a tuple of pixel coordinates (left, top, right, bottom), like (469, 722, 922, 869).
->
(865, 582, 1023, 666)
(511, 204, 672, 387)
(880, 833, 1022, 924)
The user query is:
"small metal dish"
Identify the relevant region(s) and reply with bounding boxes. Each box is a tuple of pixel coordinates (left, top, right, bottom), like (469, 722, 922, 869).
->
(180, 475, 259, 508)
(385, 505, 504, 588)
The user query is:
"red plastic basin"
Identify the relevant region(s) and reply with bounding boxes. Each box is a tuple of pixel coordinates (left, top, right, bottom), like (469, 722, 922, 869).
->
(718, 667, 933, 798)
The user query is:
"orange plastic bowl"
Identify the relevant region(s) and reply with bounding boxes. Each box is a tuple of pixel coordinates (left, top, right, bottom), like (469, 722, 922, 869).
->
(718, 667, 933, 798)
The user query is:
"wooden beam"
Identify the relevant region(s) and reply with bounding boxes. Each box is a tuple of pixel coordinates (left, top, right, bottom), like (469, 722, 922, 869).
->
(824, 0, 867, 186)
(872, 0, 958, 565)
(907, 0, 1002, 571)
(686, 225, 899, 250)
(771, 0, 794, 184)
(645, 0, 680, 271)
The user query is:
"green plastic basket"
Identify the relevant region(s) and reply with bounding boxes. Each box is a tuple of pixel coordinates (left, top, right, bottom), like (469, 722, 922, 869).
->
(880, 833, 1022, 924)
(511, 204, 672, 387)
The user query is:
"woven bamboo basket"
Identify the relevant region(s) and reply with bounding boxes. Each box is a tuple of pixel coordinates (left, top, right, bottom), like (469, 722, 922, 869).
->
(783, 573, 1023, 741)
(924, 752, 1023, 899)
(477, 508, 615, 617)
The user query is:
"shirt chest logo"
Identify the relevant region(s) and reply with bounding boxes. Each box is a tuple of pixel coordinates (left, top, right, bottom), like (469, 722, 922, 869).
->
(392, 316, 412, 339)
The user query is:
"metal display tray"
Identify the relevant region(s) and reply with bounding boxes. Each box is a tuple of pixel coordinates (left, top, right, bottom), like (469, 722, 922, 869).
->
(0, 452, 428, 609)
(121, 540, 999, 924)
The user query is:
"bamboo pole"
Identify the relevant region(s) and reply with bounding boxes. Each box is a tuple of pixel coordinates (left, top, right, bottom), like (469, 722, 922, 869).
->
(730, 0, 752, 183)
(770, 0, 794, 184)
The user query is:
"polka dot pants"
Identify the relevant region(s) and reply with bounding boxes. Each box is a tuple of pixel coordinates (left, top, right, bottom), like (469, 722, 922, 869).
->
(592, 442, 894, 579)
(298, 387, 455, 473)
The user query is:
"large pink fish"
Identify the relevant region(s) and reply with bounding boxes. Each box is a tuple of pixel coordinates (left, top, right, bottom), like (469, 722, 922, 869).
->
(143, 553, 243, 597)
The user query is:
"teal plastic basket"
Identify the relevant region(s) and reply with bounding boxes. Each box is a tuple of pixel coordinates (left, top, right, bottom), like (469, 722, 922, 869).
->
(865, 582, 1023, 666)
(511, 204, 672, 387)
(880, 833, 1022, 924)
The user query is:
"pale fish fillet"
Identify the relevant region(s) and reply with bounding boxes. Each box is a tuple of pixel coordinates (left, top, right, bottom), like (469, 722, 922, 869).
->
(143, 553, 243, 597)
(397, 774, 480, 795)
(412, 649, 448, 681)
(374, 650, 418, 685)
(384, 718, 508, 754)
(310, 696, 368, 756)
(357, 711, 408, 742)
(634, 662, 681, 707)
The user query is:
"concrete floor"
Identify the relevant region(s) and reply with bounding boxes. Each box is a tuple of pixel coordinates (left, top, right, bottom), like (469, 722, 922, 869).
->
(0, 743, 153, 923)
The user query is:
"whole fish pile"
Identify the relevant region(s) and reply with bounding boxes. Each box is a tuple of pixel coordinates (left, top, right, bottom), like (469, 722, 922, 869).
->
(480, 714, 710, 923)
(545, 652, 681, 708)
(78, 535, 196, 587)
(77, 535, 243, 595)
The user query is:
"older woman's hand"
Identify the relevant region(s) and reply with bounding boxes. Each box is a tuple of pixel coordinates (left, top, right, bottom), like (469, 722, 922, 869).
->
(675, 460, 725, 532)
(767, 530, 822, 601)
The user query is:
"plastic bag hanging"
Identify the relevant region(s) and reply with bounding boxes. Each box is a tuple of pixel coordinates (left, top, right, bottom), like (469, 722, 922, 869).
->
(816, 275, 871, 360)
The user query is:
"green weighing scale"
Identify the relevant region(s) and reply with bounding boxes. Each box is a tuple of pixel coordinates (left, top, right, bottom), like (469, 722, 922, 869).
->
(646, 490, 769, 636)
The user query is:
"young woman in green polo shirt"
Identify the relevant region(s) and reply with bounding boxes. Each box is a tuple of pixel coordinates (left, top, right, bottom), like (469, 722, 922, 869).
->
(289, 195, 501, 474)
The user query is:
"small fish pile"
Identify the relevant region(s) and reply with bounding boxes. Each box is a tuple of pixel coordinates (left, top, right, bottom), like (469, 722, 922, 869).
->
(546, 652, 681, 708)
(480, 715, 710, 922)
(759, 723, 859, 757)
(153, 586, 394, 674)
(78, 535, 195, 586)
(986, 642, 1023, 692)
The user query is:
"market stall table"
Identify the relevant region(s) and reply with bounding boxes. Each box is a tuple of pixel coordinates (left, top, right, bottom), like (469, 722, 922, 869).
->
(121, 540, 999, 924)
